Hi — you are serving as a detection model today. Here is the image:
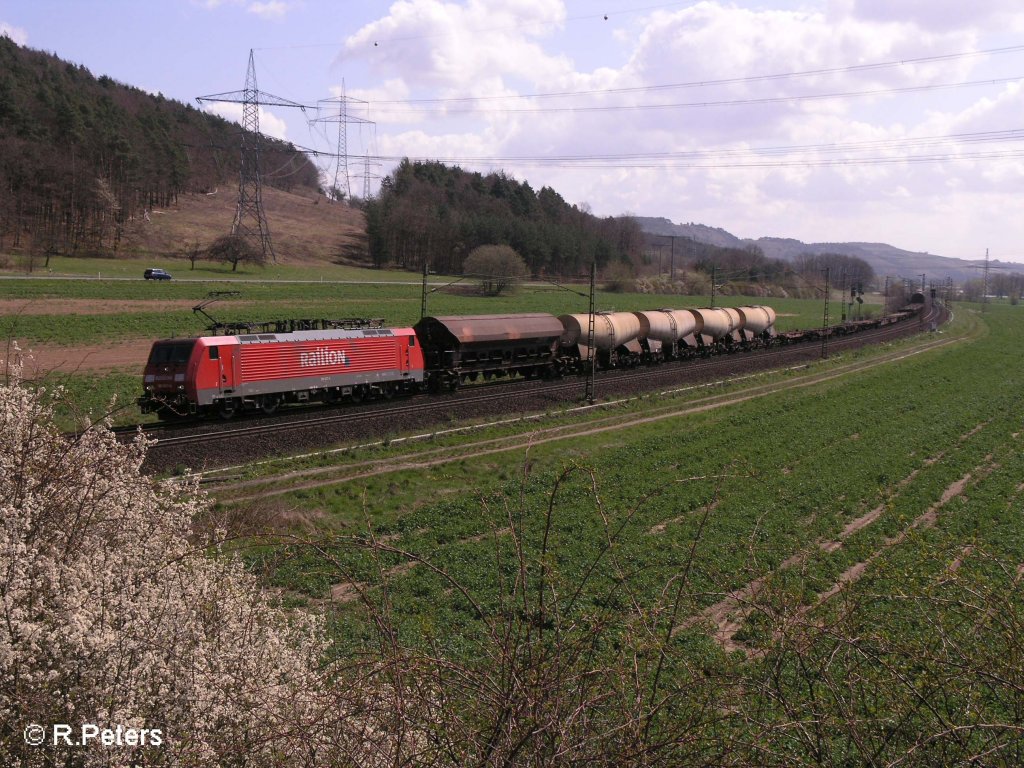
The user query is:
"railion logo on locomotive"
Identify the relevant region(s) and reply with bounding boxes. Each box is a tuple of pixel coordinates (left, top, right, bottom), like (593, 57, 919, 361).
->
(299, 347, 350, 368)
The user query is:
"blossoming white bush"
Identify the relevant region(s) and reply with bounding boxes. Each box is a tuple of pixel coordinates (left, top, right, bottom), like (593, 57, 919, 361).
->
(0, 360, 385, 767)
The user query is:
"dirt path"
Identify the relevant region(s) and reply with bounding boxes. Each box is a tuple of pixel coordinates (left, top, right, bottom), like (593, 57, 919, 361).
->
(0, 298, 198, 316)
(14, 339, 153, 373)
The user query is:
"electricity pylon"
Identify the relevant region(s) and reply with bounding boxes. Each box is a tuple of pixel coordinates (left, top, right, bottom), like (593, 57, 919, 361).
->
(197, 50, 307, 263)
(311, 88, 375, 203)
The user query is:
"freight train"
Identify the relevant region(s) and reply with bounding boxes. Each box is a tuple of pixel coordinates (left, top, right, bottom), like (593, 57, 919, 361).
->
(138, 302, 922, 419)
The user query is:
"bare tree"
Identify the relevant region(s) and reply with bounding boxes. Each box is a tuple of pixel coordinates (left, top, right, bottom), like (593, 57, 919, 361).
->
(206, 233, 264, 272)
(182, 238, 202, 270)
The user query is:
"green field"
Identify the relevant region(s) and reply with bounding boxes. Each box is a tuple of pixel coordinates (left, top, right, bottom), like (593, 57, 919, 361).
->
(0, 254, 423, 283)
(214, 304, 1024, 763)
(0, 275, 833, 342)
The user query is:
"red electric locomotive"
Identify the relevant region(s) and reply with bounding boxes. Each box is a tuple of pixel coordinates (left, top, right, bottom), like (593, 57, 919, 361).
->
(139, 326, 424, 419)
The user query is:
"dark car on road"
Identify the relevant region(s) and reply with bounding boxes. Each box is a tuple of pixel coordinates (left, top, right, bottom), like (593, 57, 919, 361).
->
(144, 268, 172, 280)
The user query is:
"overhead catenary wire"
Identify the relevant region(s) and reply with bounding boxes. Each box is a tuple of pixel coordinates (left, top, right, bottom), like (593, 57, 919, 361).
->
(245, 43, 1024, 117)
(286, 127, 1024, 161)
(365, 75, 1024, 116)
(370, 43, 1024, 105)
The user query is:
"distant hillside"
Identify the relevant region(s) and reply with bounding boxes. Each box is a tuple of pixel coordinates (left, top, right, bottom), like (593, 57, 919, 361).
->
(635, 217, 744, 250)
(0, 36, 320, 259)
(634, 216, 1022, 284)
(119, 186, 367, 265)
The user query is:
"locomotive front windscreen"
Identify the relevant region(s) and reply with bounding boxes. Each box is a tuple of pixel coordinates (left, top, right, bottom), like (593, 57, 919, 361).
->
(148, 341, 196, 365)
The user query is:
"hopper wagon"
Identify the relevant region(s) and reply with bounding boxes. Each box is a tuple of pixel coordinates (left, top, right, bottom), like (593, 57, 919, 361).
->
(412, 313, 564, 391)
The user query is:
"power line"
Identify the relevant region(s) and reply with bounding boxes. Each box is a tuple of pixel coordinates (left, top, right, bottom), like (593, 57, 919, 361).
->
(366, 75, 1024, 116)
(269, 124, 1024, 176)
(370, 44, 1024, 105)
(358, 127, 1024, 164)
(361, 148, 1024, 171)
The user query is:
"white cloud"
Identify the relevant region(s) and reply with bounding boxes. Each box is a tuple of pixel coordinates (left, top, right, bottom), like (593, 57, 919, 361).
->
(193, 0, 296, 19)
(247, 1, 290, 20)
(339, 0, 1024, 257)
(842, 0, 1024, 33)
(342, 0, 571, 96)
(0, 21, 28, 45)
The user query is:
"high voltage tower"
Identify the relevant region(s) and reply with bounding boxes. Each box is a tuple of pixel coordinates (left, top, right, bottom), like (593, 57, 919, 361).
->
(197, 50, 307, 263)
(362, 155, 382, 200)
(311, 89, 378, 202)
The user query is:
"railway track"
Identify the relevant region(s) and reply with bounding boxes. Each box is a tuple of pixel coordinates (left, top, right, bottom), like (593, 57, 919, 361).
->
(138, 303, 947, 474)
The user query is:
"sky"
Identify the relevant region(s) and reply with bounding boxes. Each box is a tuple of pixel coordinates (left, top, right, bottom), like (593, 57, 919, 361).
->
(3, 0, 1024, 262)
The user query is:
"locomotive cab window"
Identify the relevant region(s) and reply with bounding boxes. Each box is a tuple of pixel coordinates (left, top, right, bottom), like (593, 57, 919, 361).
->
(209, 346, 220, 360)
(148, 341, 196, 365)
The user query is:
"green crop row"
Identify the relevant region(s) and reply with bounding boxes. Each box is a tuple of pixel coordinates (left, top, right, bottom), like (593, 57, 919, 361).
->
(218, 305, 1024, 761)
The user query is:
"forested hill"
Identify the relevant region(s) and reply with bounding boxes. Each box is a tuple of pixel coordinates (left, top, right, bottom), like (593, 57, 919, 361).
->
(364, 159, 643, 276)
(0, 36, 318, 258)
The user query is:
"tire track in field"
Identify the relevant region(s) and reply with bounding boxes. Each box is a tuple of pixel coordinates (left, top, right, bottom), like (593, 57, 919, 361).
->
(675, 418, 993, 652)
(327, 527, 513, 604)
(801, 455, 996, 614)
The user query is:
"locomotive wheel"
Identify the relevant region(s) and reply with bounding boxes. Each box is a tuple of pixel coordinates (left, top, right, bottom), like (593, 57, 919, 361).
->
(350, 385, 367, 403)
(380, 382, 395, 400)
(218, 399, 238, 420)
(260, 395, 281, 415)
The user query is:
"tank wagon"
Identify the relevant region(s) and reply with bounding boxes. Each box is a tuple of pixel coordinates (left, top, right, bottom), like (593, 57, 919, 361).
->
(140, 327, 423, 418)
(634, 309, 698, 361)
(558, 311, 644, 368)
(140, 301, 925, 420)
